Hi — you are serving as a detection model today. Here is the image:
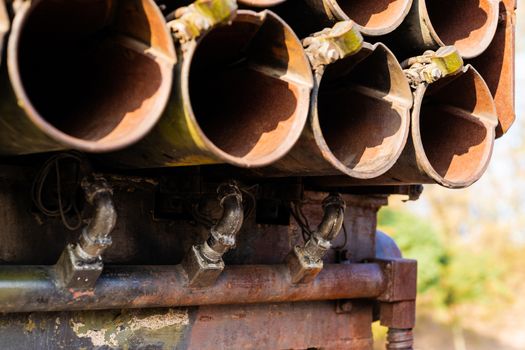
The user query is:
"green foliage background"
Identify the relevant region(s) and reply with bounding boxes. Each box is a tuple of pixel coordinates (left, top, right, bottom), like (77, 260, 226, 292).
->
(378, 207, 506, 312)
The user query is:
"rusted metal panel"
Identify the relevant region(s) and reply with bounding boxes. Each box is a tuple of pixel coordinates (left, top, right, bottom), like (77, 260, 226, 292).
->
(0, 308, 193, 349)
(380, 300, 417, 329)
(187, 302, 374, 350)
(0, 164, 393, 347)
(0, 302, 374, 349)
(0, 166, 386, 266)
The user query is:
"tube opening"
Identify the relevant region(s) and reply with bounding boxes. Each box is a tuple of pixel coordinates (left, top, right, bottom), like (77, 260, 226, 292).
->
(14, 0, 174, 151)
(469, 2, 512, 136)
(238, 0, 287, 7)
(426, 0, 498, 58)
(317, 44, 411, 177)
(337, 0, 411, 33)
(189, 11, 312, 166)
(419, 68, 496, 185)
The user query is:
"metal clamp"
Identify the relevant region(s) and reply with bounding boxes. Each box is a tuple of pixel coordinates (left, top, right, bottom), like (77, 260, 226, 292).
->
(167, 0, 237, 44)
(182, 182, 244, 287)
(287, 194, 346, 284)
(402, 46, 464, 88)
(55, 175, 117, 290)
(303, 21, 363, 70)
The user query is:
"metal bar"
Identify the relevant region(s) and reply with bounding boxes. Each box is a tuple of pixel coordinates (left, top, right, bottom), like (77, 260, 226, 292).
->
(0, 263, 386, 313)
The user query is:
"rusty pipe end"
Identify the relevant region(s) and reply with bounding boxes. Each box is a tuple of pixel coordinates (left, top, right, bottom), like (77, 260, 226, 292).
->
(412, 64, 498, 188)
(7, 0, 176, 154)
(319, 0, 414, 36)
(422, 0, 500, 59)
(468, 1, 515, 137)
(182, 9, 314, 168)
(312, 42, 413, 179)
(238, 0, 288, 7)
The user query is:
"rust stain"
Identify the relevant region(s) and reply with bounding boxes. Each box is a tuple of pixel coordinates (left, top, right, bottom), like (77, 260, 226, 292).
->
(69, 289, 96, 299)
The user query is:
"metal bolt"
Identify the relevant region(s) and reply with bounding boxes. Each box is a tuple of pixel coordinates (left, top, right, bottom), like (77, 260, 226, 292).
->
(431, 68, 442, 80)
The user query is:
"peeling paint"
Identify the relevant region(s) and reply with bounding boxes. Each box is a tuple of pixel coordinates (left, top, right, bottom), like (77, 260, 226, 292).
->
(71, 308, 189, 348)
(24, 318, 36, 333)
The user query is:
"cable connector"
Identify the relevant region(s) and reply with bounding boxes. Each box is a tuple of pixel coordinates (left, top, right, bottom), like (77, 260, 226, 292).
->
(167, 0, 237, 44)
(402, 46, 463, 88)
(303, 21, 363, 70)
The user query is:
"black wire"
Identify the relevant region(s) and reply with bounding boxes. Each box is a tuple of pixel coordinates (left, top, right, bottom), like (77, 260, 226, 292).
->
(332, 221, 348, 251)
(240, 184, 258, 220)
(31, 153, 84, 231)
(290, 201, 313, 242)
(291, 201, 347, 250)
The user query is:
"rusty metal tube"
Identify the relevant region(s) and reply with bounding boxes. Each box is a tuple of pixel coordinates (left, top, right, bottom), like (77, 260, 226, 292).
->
(0, 0, 8, 66)
(113, 9, 313, 168)
(307, 65, 498, 188)
(376, 65, 498, 187)
(0, 0, 175, 154)
(391, 0, 500, 59)
(469, 0, 516, 137)
(255, 42, 412, 179)
(0, 263, 385, 313)
(304, 0, 413, 36)
(238, 0, 287, 7)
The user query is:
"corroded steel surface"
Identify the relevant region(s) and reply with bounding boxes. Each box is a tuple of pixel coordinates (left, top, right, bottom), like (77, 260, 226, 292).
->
(0, 302, 374, 350)
(0, 164, 399, 348)
(0, 0, 515, 347)
(0, 165, 383, 265)
(0, 263, 386, 313)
